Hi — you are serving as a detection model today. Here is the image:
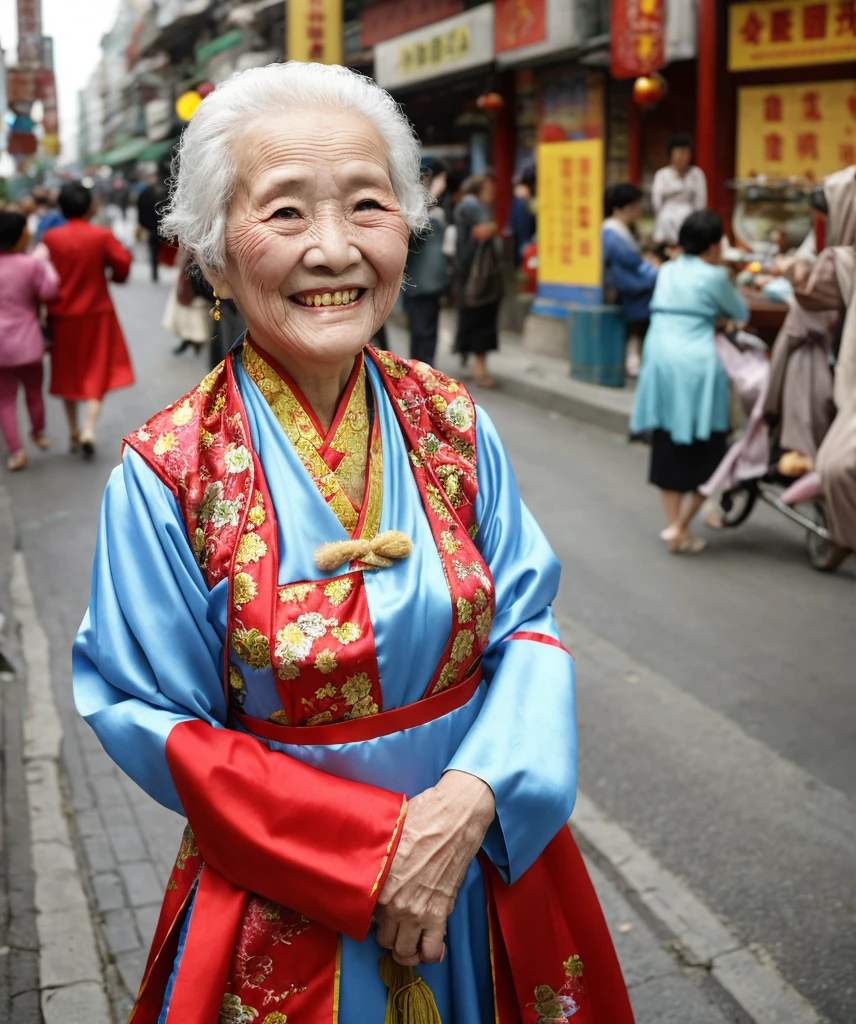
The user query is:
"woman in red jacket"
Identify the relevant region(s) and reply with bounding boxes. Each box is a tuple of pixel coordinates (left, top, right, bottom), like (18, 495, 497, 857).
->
(43, 182, 134, 457)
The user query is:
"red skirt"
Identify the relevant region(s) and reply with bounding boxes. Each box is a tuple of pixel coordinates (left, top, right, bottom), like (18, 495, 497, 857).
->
(49, 312, 135, 401)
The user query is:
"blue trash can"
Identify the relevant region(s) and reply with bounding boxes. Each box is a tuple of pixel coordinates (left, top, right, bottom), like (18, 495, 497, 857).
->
(568, 305, 625, 388)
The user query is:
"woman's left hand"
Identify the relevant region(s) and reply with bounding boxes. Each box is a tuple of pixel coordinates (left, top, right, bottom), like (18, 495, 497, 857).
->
(375, 770, 495, 966)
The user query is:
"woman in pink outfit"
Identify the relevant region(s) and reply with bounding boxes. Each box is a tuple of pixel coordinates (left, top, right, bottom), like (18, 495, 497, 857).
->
(0, 211, 60, 471)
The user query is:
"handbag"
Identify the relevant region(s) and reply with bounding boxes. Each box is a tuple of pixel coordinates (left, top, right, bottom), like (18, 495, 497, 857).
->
(462, 239, 504, 308)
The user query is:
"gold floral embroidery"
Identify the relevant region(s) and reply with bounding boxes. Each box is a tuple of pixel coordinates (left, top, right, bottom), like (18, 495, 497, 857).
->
(431, 394, 448, 413)
(243, 344, 381, 537)
(451, 629, 474, 663)
(229, 664, 245, 693)
(153, 431, 176, 456)
(440, 530, 461, 554)
(408, 450, 424, 468)
(315, 680, 338, 700)
(211, 389, 227, 416)
(314, 649, 338, 674)
(279, 583, 316, 604)
(200, 427, 214, 449)
(425, 483, 452, 521)
(233, 572, 258, 608)
(219, 992, 259, 1023)
(277, 663, 300, 682)
(324, 578, 353, 606)
(260, 901, 281, 921)
(449, 435, 475, 462)
(263, 1013, 288, 1024)
(563, 955, 584, 978)
(247, 493, 266, 527)
(436, 464, 463, 507)
(191, 527, 206, 566)
(167, 879, 178, 891)
(342, 672, 378, 718)
(457, 597, 473, 624)
(432, 662, 458, 694)
(377, 350, 408, 379)
(476, 608, 493, 641)
(469, 523, 479, 539)
(231, 627, 271, 670)
(269, 709, 290, 724)
(175, 826, 198, 870)
(198, 365, 221, 394)
(307, 710, 334, 726)
(171, 400, 193, 427)
(331, 621, 361, 644)
(236, 533, 267, 565)
(474, 588, 487, 611)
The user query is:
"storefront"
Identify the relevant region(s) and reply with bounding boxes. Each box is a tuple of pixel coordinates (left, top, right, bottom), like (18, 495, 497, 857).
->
(696, 0, 856, 238)
(373, 4, 497, 191)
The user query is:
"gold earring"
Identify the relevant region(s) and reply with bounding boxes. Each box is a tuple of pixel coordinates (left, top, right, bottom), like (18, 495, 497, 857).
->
(211, 291, 222, 322)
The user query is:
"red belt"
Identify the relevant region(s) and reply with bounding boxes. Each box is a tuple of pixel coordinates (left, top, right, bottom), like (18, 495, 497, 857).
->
(231, 665, 483, 746)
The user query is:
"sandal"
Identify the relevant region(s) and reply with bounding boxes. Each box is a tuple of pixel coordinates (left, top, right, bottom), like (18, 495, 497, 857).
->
(7, 450, 27, 471)
(668, 531, 707, 555)
(80, 433, 96, 460)
(32, 433, 51, 450)
(69, 431, 81, 453)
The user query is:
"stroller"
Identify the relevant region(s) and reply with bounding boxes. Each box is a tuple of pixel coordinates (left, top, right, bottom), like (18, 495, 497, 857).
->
(701, 330, 850, 572)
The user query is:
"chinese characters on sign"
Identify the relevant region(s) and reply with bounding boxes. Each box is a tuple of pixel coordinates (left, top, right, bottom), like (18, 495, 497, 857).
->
(611, 0, 666, 79)
(287, 0, 343, 65)
(537, 140, 604, 300)
(397, 25, 471, 75)
(737, 80, 856, 179)
(729, 0, 856, 70)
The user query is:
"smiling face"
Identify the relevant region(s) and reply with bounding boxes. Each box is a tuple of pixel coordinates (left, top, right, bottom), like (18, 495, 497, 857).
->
(209, 106, 410, 372)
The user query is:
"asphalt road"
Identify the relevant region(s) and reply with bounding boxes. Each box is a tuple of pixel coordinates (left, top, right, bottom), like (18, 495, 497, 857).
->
(3, 259, 853, 1022)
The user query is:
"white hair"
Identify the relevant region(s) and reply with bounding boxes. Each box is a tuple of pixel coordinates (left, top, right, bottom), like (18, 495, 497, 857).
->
(160, 62, 429, 271)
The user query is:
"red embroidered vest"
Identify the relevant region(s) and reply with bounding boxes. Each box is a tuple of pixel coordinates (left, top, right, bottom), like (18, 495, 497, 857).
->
(124, 346, 493, 726)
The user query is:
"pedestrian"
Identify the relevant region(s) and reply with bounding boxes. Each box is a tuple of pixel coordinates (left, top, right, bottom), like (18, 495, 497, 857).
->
(454, 173, 503, 388)
(651, 133, 708, 250)
(72, 61, 633, 1024)
(43, 181, 134, 459)
(630, 209, 749, 553)
(0, 211, 60, 471)
(602, 183, 659, 377)
(508, 172, 536, 266)
(137, 173, 167, 283)
(403, 157, 450, 365)
(34, 189, 67, 242)
(161, 246, 213, 356)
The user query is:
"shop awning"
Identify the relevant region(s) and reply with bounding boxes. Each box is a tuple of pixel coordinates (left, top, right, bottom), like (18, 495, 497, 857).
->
(99, 137, 151, 166)
(196, 29, 243, 64)
(137, 137, 178, 163)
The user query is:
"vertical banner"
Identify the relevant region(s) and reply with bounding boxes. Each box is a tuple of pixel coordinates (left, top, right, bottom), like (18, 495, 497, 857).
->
(611, 0, 666, 79)
(537, 139, 605, 304)
(287, 0, 343, 64)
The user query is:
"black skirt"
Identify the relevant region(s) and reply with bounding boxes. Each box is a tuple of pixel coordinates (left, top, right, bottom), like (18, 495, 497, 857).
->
(455, 301, 499, 355)
(649, 429, 728, 493)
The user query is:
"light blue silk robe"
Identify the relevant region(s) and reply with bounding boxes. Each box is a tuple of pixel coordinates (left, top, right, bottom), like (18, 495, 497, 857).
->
(73, 353, 578, 1023)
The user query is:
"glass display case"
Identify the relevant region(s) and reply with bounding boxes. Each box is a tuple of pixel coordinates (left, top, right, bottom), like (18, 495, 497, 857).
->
(728, 177, 815, 256)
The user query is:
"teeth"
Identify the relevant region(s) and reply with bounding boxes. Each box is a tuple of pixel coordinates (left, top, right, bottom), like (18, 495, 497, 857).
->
(297, 289, 361, 306)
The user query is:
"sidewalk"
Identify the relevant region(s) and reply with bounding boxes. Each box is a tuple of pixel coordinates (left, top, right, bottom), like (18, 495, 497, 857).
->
(388, 309, 635, 436)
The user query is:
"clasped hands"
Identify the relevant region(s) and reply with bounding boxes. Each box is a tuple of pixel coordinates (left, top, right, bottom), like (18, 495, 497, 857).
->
(375, 770, 495, 967)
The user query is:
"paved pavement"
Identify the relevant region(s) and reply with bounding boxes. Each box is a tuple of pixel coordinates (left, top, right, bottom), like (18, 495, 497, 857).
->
(0, 253, 852, 1022)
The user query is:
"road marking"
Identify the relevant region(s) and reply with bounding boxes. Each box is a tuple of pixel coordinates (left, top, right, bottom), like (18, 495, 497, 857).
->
(11, 551, 111, 1024)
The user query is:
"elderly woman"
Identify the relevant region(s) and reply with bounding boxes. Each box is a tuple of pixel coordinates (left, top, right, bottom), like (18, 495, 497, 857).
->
(73, 63, 632, 1024)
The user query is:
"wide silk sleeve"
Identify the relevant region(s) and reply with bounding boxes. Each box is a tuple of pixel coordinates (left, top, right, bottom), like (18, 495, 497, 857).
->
(73, 449, 407, 939)
(445, 409, 577, 884)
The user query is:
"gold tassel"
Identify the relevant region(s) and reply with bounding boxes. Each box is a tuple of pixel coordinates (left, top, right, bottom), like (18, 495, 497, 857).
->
(314, 530, 413, 572)
(379, 952, 442, 1024)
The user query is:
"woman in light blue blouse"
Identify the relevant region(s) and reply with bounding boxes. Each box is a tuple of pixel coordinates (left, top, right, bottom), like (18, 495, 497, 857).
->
(631, 210, 749, 553)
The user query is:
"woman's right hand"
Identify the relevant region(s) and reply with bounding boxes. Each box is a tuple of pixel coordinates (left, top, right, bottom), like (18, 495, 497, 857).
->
(375, 770, 495, 966)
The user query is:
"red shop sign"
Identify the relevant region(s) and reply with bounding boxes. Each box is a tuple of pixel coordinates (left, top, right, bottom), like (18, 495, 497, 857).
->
(360, 0, 463, 48)
(611, 0, 666, 79)
(495, 0, 547, 52)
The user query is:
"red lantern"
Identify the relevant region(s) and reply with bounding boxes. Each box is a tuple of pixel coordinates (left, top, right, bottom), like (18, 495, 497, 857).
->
(476, 92, 504, 113)
(538, 123, 566, 144)
(197, 81, 216, 99)
(632, 73, 668, 109)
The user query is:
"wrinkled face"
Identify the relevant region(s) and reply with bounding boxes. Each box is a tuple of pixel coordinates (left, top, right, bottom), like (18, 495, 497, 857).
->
(212, 106, 410, 369)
